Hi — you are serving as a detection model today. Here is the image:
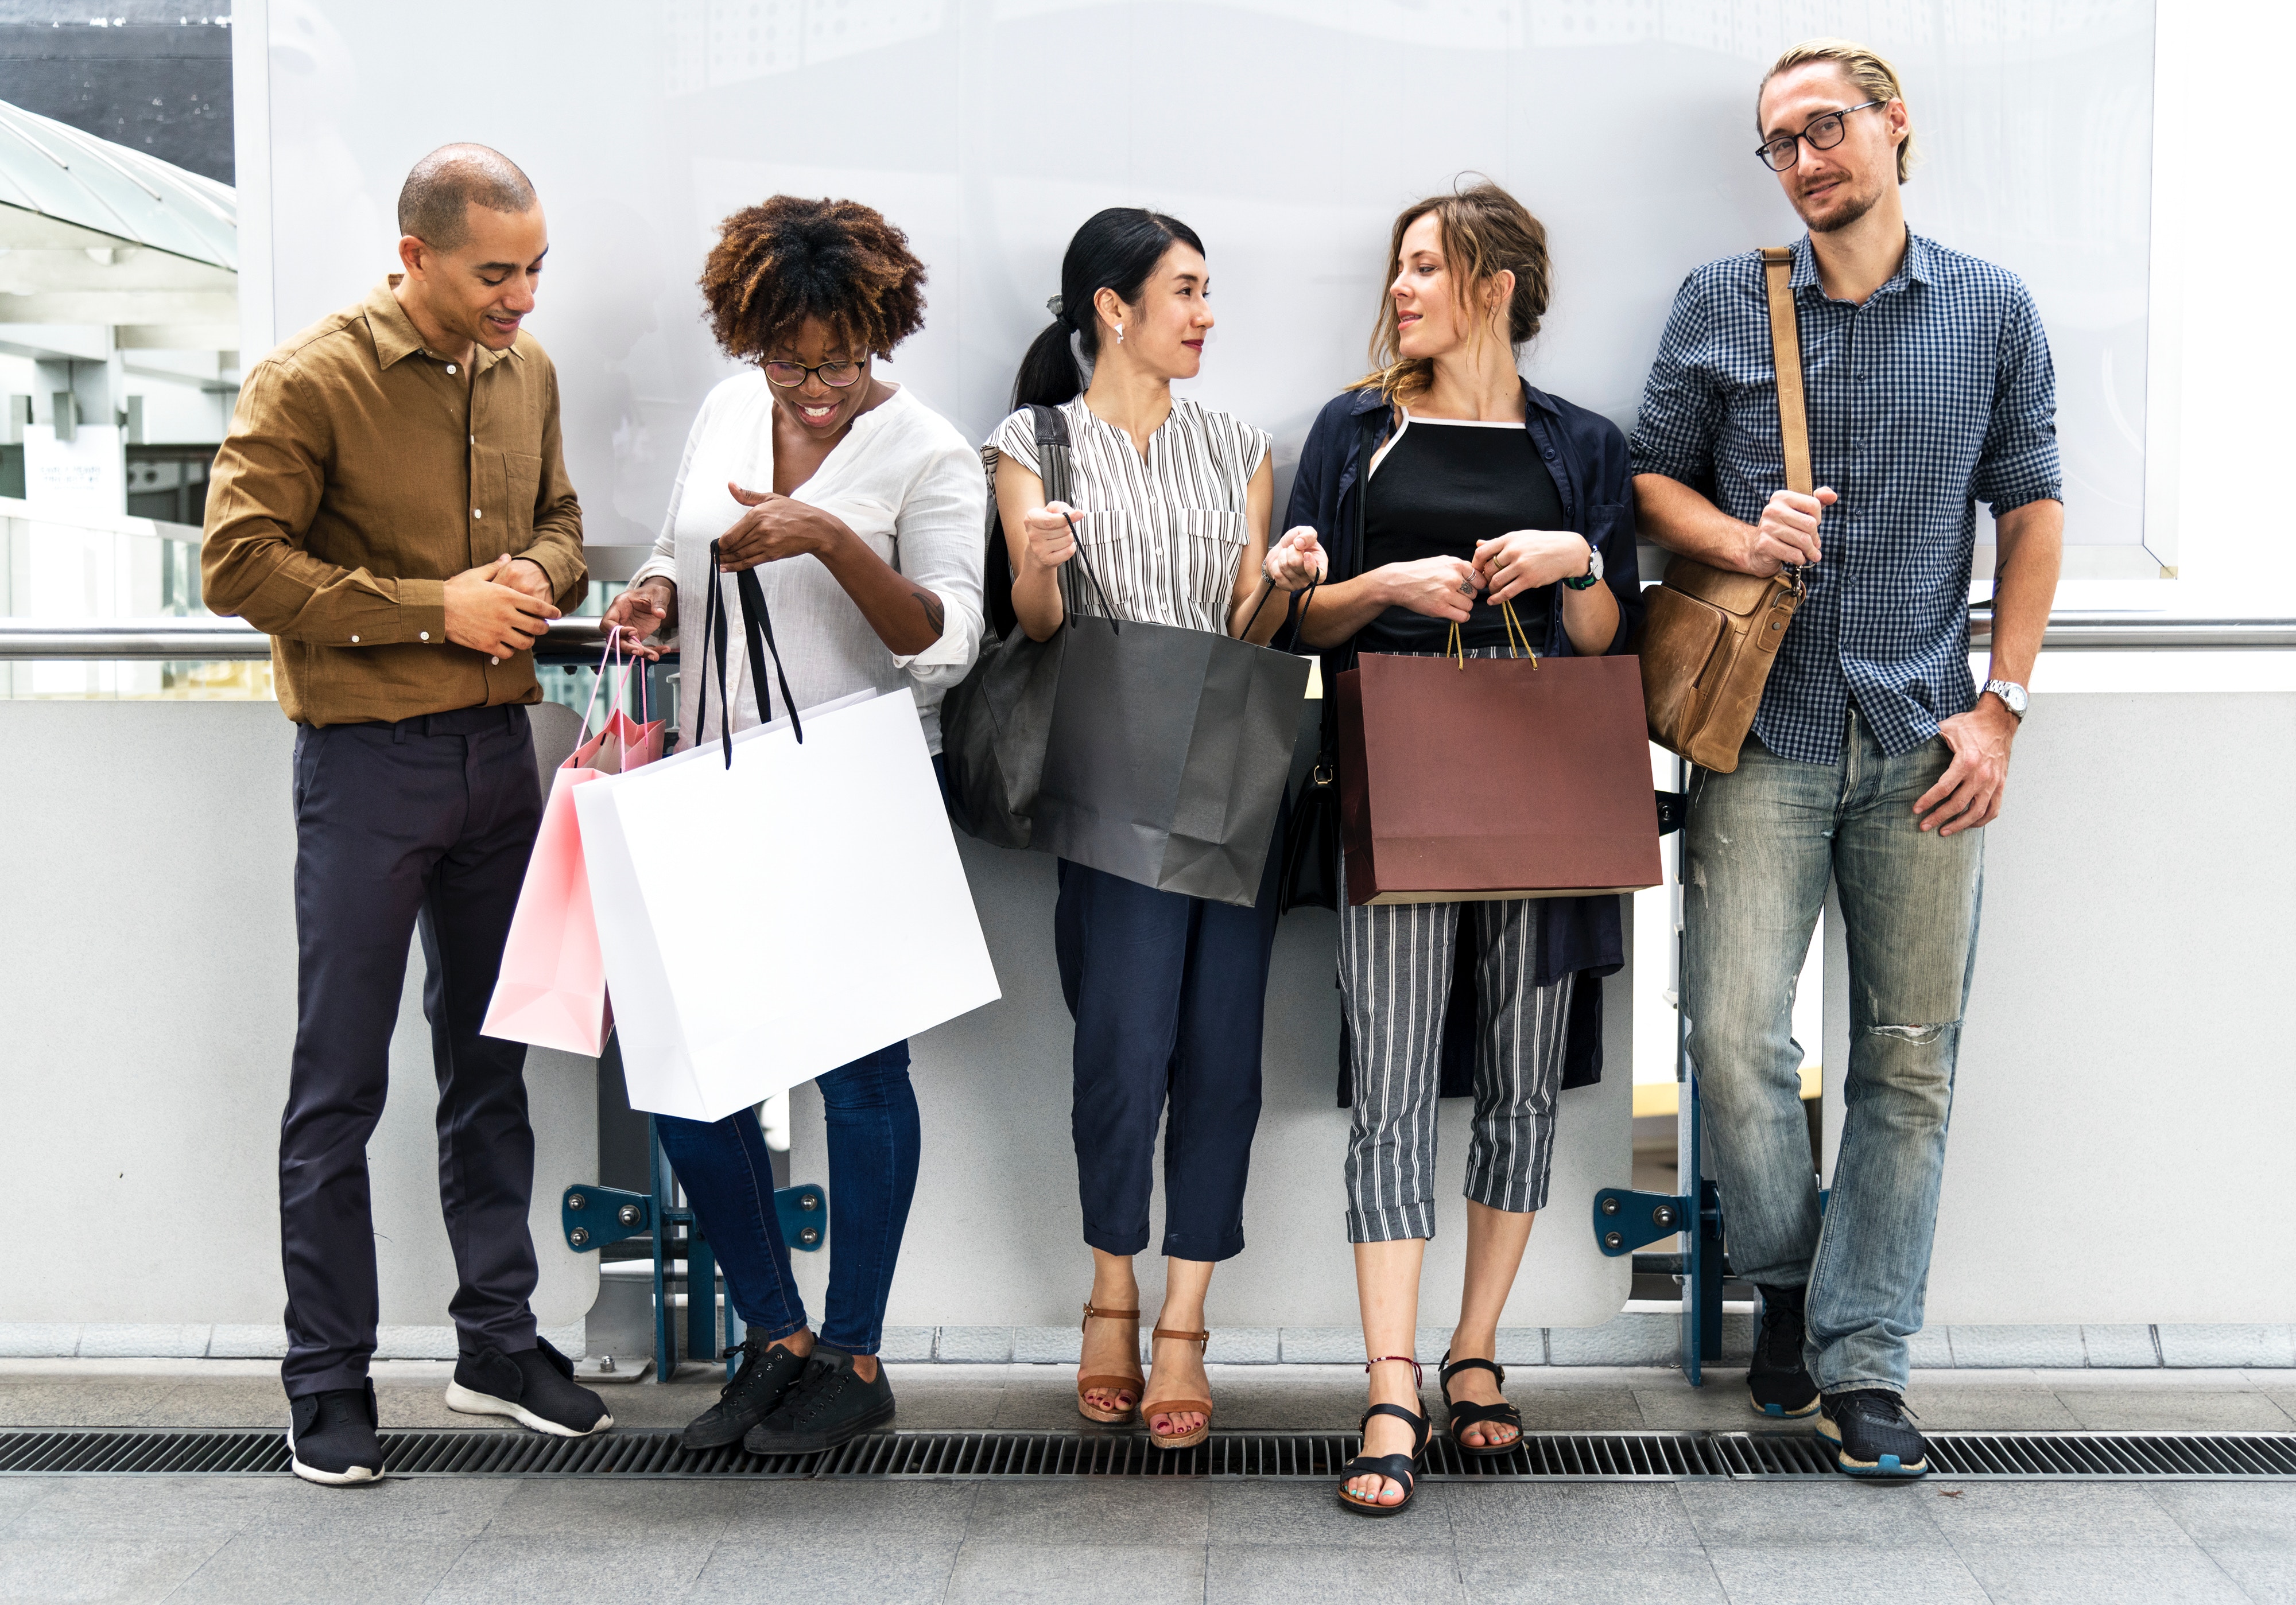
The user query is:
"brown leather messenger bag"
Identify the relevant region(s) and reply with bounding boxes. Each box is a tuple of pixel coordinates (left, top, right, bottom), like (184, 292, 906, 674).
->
(1638, 246, 1809, 774)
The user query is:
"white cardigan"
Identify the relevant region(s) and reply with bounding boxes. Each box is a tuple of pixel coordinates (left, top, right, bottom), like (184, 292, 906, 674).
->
(633, 374, 986, 752)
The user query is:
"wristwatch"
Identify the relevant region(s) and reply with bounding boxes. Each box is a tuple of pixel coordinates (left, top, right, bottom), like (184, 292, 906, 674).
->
(1984, 679, 2029, 721)
(1561, 544, 1604, 591)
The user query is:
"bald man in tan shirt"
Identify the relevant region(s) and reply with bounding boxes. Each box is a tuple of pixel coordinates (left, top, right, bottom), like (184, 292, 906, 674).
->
(202, 143, 608, 1484)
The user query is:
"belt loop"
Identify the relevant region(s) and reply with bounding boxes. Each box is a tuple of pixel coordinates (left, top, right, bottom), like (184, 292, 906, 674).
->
(392, 716, 408, 745)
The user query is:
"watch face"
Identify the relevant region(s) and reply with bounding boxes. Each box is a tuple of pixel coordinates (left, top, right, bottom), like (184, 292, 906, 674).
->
(1991, 681, 2027, 715)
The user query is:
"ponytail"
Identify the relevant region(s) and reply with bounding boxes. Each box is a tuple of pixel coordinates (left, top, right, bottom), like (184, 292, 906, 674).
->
(1008, 206, 1205, 412)
(1011, 319, 1083, 409)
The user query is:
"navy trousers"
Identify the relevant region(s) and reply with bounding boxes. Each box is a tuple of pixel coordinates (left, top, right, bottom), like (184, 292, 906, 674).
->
(1054, 844, 1282, 1263)
(279, 704, 544, 1398)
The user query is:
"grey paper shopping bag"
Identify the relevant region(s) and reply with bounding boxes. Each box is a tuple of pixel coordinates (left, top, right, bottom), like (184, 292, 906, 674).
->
(1030, 612, 1312, 907)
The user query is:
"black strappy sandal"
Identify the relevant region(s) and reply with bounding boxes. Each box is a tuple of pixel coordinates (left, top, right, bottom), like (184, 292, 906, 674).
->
(1439, 1351, 1524, 1458)
(1337, 1358, 1430, 1517)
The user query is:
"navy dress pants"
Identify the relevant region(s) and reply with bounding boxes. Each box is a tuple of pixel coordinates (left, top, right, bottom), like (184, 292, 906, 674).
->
(279, 705, 544, 1398)
(1054, 844, 1282, 1263)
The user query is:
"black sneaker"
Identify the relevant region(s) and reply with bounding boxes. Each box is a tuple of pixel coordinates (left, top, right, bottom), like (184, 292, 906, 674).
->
(680, 1332, 812, 1450)
(445, 1337, 614, 1437)
(1747, 1283, 1820, 1419)
(286, 1382, 382, 1486)
(742, 1346, 895, 1455)
(1817, 1389, 1930, 1478)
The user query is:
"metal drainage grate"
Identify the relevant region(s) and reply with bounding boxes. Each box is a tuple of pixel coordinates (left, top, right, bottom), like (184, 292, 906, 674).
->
(4, 1428, 2293, 1480)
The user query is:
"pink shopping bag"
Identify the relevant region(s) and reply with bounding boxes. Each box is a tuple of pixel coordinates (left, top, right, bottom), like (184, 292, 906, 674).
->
(482, 635, 664, 1055)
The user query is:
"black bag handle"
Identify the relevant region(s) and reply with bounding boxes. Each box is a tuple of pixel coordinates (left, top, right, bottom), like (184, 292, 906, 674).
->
(693, 539, 804, 770)
(1026, 403, 1120, 635)
(1240, 569, 1321, 648)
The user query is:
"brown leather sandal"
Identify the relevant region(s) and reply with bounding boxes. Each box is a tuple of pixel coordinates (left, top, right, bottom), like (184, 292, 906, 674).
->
(1076, 1303, 1143, 1424)
(1141, 1326, 1213, 1450)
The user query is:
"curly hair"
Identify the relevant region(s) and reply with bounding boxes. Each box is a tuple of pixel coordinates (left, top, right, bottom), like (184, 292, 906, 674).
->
(699, 196, 928, 362)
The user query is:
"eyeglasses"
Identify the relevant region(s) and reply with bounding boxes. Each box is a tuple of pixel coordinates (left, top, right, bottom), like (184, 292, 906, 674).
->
(1755, 100, 1883, 172)
(763, 357, 866, 388)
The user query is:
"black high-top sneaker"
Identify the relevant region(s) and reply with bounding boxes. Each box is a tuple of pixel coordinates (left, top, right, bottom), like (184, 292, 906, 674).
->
(286, 1381, 382, 1486)
(1817, 1389, 1930, 1478)
(1747, 1283, 1820, 1419)
(445, 1337, 613, 1437)
(742, 1345, 895, 1455)
(680, 1332, 812, 1450)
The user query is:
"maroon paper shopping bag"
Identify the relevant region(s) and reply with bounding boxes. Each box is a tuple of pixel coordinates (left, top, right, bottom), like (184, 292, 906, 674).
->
(1336, 651, 1662, 906)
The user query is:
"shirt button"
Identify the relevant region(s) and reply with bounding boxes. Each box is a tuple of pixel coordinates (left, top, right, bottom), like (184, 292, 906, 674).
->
(474, 508, 483, 518)
(445, 363, 457, 374)
(349, 634, 359, 643)
(419, 631, 430, 641)
(490, 656, 501, 664)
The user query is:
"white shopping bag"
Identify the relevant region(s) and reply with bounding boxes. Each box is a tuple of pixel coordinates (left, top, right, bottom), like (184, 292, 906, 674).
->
(575, 685, 1000, 1120)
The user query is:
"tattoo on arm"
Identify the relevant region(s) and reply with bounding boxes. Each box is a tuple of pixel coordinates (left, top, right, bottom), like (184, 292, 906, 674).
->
(911, 589, 945, 636)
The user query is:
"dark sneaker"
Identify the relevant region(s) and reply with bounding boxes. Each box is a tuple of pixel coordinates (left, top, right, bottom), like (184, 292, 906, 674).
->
(1817, 1389, 1930, 1478)
(742, 1345, 895, 1455)
(445, 1337, 614, 1437)
(1747, 1283, 1820, 1419)
(287, 1382, 382, 1486)
(680, 1332, 812, 1450)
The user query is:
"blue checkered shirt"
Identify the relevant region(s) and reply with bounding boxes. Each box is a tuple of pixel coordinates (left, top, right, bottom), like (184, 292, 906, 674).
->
(1629, 232, 2061, 765)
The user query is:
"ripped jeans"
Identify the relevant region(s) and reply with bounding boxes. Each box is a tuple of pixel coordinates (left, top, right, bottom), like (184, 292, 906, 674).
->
(1682, 706, 1983, 1396)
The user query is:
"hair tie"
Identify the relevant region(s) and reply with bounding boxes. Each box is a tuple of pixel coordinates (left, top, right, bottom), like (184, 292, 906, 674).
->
(1046, 294, 1066, 322)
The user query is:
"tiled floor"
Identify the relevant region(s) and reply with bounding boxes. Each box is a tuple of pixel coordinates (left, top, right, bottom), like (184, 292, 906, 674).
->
(1, 1361, 2291, 1604)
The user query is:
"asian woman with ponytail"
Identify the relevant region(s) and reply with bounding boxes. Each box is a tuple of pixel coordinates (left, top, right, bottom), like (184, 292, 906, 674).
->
(985, 208, 1321, 1451)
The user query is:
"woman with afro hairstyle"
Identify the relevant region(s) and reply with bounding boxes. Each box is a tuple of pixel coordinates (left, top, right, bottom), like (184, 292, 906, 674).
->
(603, 195, 984, 1456)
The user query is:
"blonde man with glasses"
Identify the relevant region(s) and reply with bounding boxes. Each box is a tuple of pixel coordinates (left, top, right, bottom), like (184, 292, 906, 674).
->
(1630, 40, 2064, 1478)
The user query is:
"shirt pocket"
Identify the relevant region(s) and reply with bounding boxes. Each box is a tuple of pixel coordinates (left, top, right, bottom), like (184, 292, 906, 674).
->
(1174, 507, 1250, 605)
(493, 449, 545, 554)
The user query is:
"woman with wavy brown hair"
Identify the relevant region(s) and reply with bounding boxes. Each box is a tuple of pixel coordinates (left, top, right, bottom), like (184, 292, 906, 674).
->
(600, 195, 984, 1456)
(1280, 182, 1646, 1514)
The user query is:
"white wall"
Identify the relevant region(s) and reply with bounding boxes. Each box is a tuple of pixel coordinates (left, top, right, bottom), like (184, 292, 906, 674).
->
(0, 701, 598, 1344)
(237, 0, 2158, 561)
(2142, 0, 2296, 587)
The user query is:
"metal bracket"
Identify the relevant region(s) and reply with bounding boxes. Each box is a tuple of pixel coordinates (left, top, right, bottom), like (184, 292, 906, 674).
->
(1592, 1187, 1690, 1256)
(777, 1183, 827, 1251)
(561, 1184, 652, 1253)
(1654, 789, 1687, 836)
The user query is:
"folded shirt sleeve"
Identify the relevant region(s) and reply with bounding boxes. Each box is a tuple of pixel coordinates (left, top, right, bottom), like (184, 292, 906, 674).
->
(889, 437, 990, 686)
(1627, 270, 1724, 489)
(1971, 283, 2064, 516)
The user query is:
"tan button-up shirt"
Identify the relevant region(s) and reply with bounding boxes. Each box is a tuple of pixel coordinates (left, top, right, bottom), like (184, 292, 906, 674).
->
(202, 278, 586, 726)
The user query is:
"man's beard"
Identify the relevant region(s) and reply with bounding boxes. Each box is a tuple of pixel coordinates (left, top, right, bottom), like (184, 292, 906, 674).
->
(1802, 180, 1880, 234)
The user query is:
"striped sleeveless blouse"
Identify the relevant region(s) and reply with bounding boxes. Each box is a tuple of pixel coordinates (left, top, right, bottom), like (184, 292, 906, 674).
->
(990, 395, 1271, 635)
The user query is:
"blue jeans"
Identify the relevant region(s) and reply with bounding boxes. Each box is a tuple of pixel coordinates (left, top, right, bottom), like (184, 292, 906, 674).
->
(651, 1040, 920, 1357)
(1682, 708, 1983, 1396)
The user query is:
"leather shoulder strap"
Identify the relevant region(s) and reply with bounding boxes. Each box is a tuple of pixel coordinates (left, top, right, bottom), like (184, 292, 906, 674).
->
(1029, 402, 1073, 508)
(1761, 247, 1812, 495)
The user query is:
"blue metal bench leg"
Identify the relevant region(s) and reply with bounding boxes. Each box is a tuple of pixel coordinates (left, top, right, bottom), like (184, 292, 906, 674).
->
(557, 1106, 833, 1385)
(1591, 768, 1727, 1387)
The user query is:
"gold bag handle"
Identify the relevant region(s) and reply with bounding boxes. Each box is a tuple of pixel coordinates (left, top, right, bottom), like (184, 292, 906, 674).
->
(1446, 597, 1539, 670)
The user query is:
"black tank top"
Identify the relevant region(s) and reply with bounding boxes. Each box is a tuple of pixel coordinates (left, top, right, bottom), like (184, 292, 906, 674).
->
(1358, 413, 1565, 655)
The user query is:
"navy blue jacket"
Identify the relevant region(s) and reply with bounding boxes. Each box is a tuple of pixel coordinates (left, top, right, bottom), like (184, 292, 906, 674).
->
(1284, 380, 1649, 1096)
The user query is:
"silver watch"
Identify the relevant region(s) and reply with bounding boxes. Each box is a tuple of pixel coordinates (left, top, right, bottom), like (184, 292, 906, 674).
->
(1984, 679, 2029, 721)
(1561, 544, 1604, 590)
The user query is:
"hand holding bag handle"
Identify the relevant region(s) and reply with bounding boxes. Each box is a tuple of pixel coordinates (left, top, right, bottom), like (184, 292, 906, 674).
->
(1636, 245, 1810, 774)
(692, 538, 805, 769)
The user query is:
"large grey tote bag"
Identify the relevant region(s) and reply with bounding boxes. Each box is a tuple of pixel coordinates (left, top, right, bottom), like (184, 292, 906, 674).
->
(1031, 601, 1312, 907)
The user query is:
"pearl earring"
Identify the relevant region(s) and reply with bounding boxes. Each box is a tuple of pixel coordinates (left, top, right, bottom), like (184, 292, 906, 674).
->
(1116, 323, 1124, 345)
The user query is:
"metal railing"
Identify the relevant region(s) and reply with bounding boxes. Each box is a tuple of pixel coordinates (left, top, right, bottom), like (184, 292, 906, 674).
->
(3, 611, 2291, 662)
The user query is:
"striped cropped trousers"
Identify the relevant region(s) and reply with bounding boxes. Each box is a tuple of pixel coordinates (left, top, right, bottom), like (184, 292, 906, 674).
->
(1340, 869, 1576, 1244)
